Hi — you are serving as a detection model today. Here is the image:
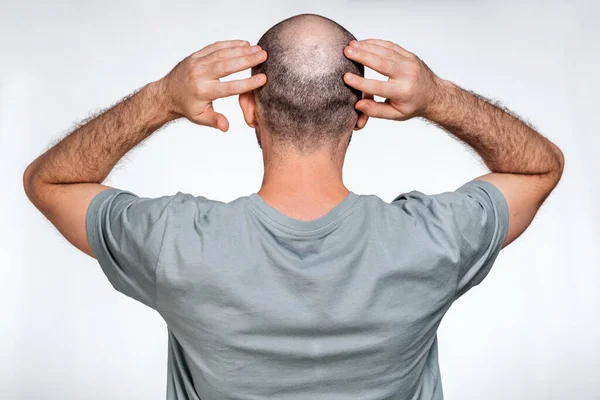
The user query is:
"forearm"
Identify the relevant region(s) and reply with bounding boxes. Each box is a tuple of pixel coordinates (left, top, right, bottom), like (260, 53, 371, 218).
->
(424, 79, 564, 177)
(24, 80, 175, 190)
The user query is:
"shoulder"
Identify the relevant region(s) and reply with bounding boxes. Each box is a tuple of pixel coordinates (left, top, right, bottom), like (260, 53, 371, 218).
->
(165, 191, 249, 225)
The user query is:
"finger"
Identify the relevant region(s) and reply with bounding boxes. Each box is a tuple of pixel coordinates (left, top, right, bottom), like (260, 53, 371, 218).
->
(211, 50, 267, 77)
(349, 40, 401, 62)
(200, 44, 263, 64)
(210, 74, 267, 99)
(358, 39, 414, 59)
(354, 93, 373, 130)
(344, 45, 396, 77)
(355, 99, 404, 120)
(191, 40, 250, 59)
(343, 73, 397, 98)
(192, 109, 230, 132)
(214, 112, 230, 132)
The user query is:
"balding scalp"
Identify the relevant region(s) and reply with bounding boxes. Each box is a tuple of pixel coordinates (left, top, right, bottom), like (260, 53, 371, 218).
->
(251, 14, 364, 154)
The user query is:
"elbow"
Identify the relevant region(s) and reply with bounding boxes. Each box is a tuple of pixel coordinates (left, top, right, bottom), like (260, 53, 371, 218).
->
(23, 164, 36, 201)
(23, 162, 43, 203)
(548, 144, 565, 187)
(554, 145, 565, 178)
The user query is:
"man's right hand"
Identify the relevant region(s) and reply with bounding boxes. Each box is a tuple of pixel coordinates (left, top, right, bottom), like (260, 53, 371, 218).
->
(344, 37, 564, 250)
(157, 40, 268, 132)
(343, 39, 443, 121)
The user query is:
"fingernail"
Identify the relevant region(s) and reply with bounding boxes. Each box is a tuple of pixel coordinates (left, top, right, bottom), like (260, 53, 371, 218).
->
(346, 47, 355, 55)
(257, 74, 266, 83)
(350, 40, 360, 47)
(250, 45, 260, 53)
(345, 73, 354, 81)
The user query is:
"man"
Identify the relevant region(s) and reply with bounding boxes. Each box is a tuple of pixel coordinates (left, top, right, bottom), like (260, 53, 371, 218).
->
(23, 13, 563, 400)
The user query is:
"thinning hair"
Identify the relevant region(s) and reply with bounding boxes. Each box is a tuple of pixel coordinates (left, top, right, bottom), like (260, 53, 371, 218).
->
(251, 14, 364, 155)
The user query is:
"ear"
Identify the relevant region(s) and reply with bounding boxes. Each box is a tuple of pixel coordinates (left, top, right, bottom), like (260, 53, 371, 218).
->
(238, 91, 258, 128)
(354, 93, 372, 131)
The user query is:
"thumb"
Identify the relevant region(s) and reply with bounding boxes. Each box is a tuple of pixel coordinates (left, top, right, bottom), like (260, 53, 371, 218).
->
(356, 99, 405, 120)
(189, 109, 230, 132)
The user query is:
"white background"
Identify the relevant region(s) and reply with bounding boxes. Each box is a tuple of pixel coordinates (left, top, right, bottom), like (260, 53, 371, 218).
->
(2, 0, 598, 399)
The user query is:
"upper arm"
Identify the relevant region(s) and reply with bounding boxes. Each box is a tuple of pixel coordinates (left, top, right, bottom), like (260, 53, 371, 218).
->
(25, 182, 114, 258)
(392, 180, 509, 298)
(390, 171, 559, 299)
(474, 171, 561, 248)
(26, 181, 177, 309)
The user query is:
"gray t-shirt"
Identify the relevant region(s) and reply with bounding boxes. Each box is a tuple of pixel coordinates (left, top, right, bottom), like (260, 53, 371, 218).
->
(86, 179, 508, 400)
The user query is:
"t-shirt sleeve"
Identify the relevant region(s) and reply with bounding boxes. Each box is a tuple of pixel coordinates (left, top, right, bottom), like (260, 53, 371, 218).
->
(85, 188, 177, 309)
(391, 179, 509, 300)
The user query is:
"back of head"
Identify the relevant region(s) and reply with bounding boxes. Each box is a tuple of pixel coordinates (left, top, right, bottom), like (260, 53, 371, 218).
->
(251, 14, 364, 154)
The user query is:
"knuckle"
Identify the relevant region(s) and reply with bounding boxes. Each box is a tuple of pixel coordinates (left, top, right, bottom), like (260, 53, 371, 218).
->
(384, 48, 396, 59)
(368, 53, 380, 66)
(195, 62, 208, 75)
(187, 66, 198, 80)
(194, 82, 206, 97)
(234, 80, 248, 93)
(230, 81, 247, 96)
(226, 82, 238, 95)
(384, 59, 395, 74)
(353, 78, 365, 90)
(404, 79, 417, 95)
(405, 62, 420, 77)
(214, 49, 228, 60)
(374, 56, 390, 73)
(214, 60, 228, 73)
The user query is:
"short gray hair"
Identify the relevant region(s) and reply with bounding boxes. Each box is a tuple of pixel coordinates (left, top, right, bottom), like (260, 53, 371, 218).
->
(251, 14, 364, 154)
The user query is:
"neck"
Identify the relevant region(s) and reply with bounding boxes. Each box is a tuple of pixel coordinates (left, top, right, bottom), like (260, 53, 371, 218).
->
(257, 150, 350, 220)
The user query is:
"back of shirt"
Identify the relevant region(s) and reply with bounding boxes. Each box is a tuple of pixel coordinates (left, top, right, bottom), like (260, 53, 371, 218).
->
(86, 180, 508, 400)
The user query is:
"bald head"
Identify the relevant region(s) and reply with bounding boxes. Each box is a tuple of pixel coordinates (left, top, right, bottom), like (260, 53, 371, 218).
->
(251, 14, 364, 154)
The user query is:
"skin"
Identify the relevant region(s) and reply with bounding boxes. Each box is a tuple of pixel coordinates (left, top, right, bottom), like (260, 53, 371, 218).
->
(23, 40, 268, 257)
(238, 91, 369, 220)
(341, 39, 564, 247)
(23, 37, 564, 261)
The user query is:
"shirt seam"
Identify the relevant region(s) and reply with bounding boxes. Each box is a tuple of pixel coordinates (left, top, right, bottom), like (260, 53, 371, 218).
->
(153, 198, 172, 312)
(452, 180, 509, 299)
(245, 196, 362, 237)
(93, 190, 132, 292)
